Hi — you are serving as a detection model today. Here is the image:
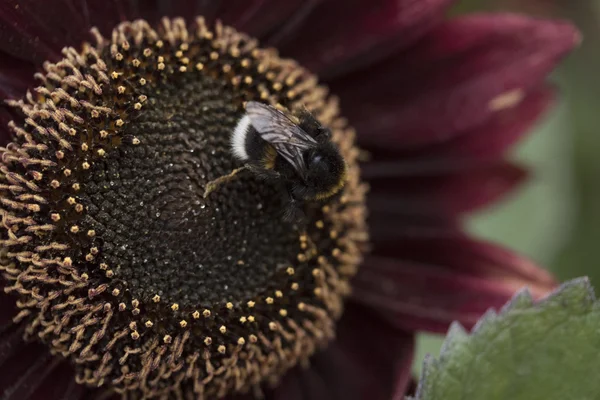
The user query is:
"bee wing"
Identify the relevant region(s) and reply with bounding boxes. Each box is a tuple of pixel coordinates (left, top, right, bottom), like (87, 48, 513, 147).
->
(245, 102, 317, 178)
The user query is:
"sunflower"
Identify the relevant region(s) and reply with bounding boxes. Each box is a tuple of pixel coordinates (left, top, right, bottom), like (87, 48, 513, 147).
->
(0, 1, 578, 400)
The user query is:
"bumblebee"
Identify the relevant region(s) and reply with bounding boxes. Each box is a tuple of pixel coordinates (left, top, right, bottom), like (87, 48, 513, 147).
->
(230, 101, 347, 219)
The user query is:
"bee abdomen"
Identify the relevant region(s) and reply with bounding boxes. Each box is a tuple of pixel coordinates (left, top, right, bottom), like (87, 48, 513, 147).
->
(231, 115, 252, 161)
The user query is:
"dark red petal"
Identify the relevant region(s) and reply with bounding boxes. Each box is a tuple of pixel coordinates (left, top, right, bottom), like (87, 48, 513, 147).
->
(367, 162, 527, 218)
(148, 0, 222, 24)
(0, 1, 60, 62)
(0, 54, 37, 99)
(278, 0, 454, 78)
(218, 0, 313, 39)
(0, 109, 15, 146)
(0, 1, 225, 65)
(361, 86, 555, 176)
(372, 227, 555, 284)
(0, 0, 146, 64)
(353, 228, 556, 333)
(0, 344, 58, 400)
(263, 0, 323, 46)
(29, 363, 88, 400)
(333, 14, 579, 149)
(268, 303, 414, 400)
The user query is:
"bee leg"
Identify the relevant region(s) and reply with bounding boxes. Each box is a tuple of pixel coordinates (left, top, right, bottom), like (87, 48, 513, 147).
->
(203, 166, 248, 198)
(281, 191, 306, 224)
(282, 200, 305, 224)
(246, 164, 280, 181)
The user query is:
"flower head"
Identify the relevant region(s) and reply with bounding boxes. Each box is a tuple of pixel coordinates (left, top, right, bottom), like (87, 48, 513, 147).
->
(0, 1, 578, 400)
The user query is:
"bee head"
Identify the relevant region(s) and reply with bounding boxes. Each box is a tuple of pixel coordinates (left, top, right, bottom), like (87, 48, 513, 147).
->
(298, 143, 346, 200)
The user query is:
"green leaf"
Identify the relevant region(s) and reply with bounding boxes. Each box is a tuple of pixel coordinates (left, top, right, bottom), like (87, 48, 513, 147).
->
(411, 278, 600, 400)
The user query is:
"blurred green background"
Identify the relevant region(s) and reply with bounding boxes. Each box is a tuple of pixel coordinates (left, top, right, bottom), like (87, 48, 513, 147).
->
(414, 0, 598, 375)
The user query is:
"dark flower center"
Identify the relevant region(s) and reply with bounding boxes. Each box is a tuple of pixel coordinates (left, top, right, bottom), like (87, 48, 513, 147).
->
(0, 17, 367, 399)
